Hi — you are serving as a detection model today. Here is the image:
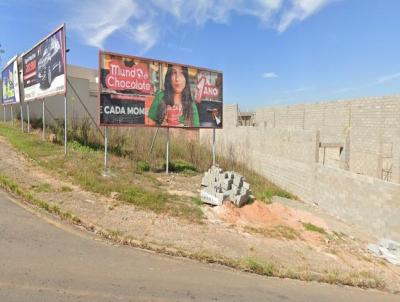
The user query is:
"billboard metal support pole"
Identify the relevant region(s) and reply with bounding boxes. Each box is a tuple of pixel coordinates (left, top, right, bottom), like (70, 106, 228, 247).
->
(27, 103, 30, 133)
(166, 128, 170, 174)
(103, 127, 108, 175)
(42, 100, 45, 140)
(64, 95, 67, 155)
(66, 78, 104, 138)
(11, 106, 14, 126)
(212, 128, 216, 166)
(149, 127, 159, 153)
(20, 104, 24, 132)
(3, 105, 5, 122)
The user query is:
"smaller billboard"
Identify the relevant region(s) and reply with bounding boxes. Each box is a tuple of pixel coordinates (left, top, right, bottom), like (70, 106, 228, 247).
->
(1, 56, 20, 105)
(99, 51, 223, 128)
(22, 24, 66, 101)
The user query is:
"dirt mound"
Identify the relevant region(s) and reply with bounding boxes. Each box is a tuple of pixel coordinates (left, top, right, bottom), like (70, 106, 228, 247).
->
(215, 200, 328, 228)
(213, 200, 330, 244)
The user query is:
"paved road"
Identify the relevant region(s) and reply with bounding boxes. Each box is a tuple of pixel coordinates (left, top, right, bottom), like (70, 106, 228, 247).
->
(0, 190, 398, 302)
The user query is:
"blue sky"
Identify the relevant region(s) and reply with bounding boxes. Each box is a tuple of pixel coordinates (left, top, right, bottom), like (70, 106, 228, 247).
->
(1, 0, 400, 110)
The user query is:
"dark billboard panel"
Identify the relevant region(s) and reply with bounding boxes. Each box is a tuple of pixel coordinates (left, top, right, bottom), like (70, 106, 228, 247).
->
(99, 51, 223, 128)
(1, 56, 20, 105)
(22, 25, 66, 101)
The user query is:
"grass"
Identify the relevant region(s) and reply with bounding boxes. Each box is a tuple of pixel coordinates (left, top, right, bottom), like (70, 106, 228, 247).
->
(31, 182, 52, 193)
(0, 123, 205, 223)
(0, 121, 293, 221)
(0, 173, 79, 222)
(60, 186, 73, 192)
(136, 160, 150, 173)
(118, 187, 169, 213)
(13, 118, 292, 203)
(191, 196, 203, 206)
(245, 225, 300, 240)
(163, 159, 197, 173)
(107, 229, 125, 238)
(303, 222, 327, 235)
(259, 188, 293, 203)
(0, 168, 386, 291)
(242, 257, 277, 276)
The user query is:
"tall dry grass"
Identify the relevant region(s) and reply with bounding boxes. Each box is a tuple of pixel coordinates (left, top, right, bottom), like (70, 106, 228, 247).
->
(26, 116, 294, 201)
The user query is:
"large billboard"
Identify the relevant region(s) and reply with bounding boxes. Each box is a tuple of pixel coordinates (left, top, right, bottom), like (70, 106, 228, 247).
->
(22, 24, 66, 101)
(99, 51, 223, 128)
(1, 56, 20, 105)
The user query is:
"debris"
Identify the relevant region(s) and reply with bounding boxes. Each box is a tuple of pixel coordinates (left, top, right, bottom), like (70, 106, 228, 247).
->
(200, 166, 251, 207)
(367, 239, 400, 266)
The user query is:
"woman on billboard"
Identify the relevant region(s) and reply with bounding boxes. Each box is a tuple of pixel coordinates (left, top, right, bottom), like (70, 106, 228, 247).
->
(148, 65, 200, 127)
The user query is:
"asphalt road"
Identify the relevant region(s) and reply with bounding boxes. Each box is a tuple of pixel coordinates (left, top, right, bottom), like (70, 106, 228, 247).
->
(0, 189, 398, 302)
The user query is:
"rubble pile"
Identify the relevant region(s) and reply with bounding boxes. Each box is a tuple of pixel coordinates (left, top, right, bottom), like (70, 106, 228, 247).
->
(200, 166, 251, 207)
(368, 239, 400, 266)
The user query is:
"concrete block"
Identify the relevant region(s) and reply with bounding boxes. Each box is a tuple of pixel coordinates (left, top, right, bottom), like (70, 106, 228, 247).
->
(242, 181, 250, 190)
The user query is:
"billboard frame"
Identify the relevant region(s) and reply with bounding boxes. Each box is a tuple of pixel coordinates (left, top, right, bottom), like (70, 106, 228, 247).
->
(98, 50, 223, 129)
(1, 55, 21, 105)
(21, 23, 67, 102)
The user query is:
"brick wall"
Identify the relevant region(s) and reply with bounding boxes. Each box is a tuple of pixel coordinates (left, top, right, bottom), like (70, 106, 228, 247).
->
(201, 104, 319, 201)
(255, 96, 400, 183)
(314, 165, 400, 241)
(201, 100, 400, 239)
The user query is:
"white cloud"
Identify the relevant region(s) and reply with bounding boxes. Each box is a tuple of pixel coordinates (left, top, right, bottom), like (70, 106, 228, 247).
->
(68, 0, 337, 52)
(127, 22, 159, 53)
(277, 0, 335, 32)
(69, 0, 139, 48)
(262, 72, 279, 79)
(149, 0, 284, 25)
(376, 72, 400, 84)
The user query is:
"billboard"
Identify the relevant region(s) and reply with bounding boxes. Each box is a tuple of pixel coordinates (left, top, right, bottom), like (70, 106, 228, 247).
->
(99, 51, 223, 128)
(22, 24, 66, 101)
(1, 56, 20, 105)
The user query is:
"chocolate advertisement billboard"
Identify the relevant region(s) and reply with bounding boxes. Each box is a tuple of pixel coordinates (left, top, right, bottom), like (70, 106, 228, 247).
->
(99, 51, 223, 128)
(1, 56, 20, 105)
(22, 24, 66, 101)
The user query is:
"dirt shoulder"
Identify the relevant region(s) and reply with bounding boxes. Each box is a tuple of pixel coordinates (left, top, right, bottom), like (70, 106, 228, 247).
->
(0, 134, 399, 293)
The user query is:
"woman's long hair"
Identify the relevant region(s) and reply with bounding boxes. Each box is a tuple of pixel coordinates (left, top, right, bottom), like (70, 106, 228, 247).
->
(156, 65, 193, 126)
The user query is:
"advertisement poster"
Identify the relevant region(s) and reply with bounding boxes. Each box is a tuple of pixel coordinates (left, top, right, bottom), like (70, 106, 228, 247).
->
(22, 25, 66, 101)
(1, 56, 20, 105)
(99, 51, 223, 128)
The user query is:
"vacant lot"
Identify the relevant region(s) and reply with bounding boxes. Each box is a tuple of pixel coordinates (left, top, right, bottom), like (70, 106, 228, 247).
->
(0, 122, 399, 293)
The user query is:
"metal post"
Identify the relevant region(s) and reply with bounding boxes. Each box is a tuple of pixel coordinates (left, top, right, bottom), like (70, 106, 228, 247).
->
(27, 103, 30, 133)
(66, 78, 104, 138)
(104, 127, 108, 173)
(11, 106, 14, 126)
(166, 128, 170, 174)
(20, 104, 24, 132)
(149, 127, 159, 153)
(64, 95, 67, 155)
(3, 105, 5, 122)
(212, 128, 216, 166)
(42, 100, 45, 140)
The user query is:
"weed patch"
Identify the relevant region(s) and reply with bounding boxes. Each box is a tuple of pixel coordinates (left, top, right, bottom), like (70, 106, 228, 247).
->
(259, 188, 293, 203)
(0, 172, 79, 222)
(242, 257, 276, 276)
(31, 182, 52, 193)
(60, 186, 73, 192)
(303, 223, 327, 235)
(245, 225, 300, 240)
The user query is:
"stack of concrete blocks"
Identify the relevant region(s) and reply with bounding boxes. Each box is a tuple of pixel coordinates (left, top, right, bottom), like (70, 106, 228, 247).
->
(200, 166, 251, 207)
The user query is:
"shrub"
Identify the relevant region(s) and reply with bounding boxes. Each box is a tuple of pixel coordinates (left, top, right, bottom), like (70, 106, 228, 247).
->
(163, 159, 197, 173)
(136, 160, 150, 172)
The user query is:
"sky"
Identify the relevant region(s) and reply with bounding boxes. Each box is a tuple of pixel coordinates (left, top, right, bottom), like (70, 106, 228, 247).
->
(1, 0, 400, 110)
